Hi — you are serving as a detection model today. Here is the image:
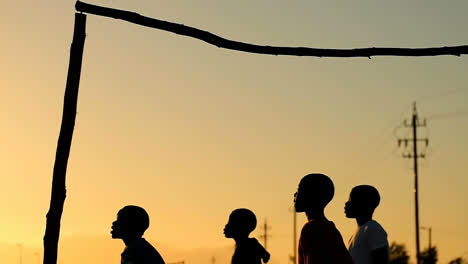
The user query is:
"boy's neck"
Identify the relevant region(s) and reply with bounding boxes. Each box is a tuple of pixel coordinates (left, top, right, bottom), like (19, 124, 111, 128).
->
(123, 236, 142, 246)
(356, 214, 373, 226)
(234, 236, 249, 245)
(306, 210, 327, 221)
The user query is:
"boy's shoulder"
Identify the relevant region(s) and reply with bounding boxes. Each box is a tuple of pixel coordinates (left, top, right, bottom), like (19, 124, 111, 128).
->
(355, 220, 389, 251)
(123, 238, 165, 263)
(362, 220, 387, 233)
(247, 237, 261, 245)
(300, 220, 344, 244)
(241, 238, 261, 248)
(233, 238, 269, 264)
(299, 220, 353, 263)
(302, 219, 337, 232)
(244, 238, 267, 253)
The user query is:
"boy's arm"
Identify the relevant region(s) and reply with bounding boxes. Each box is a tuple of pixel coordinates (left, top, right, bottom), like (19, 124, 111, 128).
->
(262, 250, 270, 263)
(371, 247, 389, 264)
(254, 238, 270, 263)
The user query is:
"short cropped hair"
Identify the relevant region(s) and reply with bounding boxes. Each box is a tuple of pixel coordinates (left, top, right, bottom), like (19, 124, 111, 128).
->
(118, 205, 150, 236)
(351, 185, 381, 210)
(230, 208, 257, 234)
(300, 173, 335, 207)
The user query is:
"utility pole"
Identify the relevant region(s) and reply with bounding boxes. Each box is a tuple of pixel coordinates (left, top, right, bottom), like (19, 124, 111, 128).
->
(258, 219, 271, 250)
(16, 243, 23, 264)
(34, 252, 40, 264)
(397, 102, 429, 264)
(289, 207, 297, 264)
(421, 226, 432, 249)
(428, 227, 432, 249)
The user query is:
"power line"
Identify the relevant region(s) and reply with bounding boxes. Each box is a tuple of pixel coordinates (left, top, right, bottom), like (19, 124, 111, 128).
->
(419, 86, 468, 104)
(427, 109, 468, 121)
(348, 107, 409, 181)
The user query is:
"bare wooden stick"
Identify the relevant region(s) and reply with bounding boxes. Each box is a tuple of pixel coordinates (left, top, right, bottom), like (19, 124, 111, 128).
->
(43, 13, 86, 264)
(75, 1, 468, 58)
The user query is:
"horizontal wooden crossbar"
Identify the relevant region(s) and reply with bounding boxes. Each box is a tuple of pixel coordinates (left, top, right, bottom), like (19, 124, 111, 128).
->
(75, 1, 468, 58)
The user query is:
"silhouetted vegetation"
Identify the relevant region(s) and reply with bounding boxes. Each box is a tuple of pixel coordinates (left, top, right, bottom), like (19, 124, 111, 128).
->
(420, 246, 438, 264)
(448, 257, 465, 264)
(389, 242, 410, 264)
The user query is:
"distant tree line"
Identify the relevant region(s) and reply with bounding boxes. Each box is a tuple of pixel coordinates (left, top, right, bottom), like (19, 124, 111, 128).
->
(389, 241, 465, 264)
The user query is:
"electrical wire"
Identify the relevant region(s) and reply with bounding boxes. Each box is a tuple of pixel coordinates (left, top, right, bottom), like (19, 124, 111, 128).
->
(419, 86, 468, 104)
(348, 104, 411, 181)
(426, 109, 468, 121)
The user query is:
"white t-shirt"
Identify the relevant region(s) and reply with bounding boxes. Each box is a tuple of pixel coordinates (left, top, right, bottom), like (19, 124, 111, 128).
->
(348, 220, 389, 264)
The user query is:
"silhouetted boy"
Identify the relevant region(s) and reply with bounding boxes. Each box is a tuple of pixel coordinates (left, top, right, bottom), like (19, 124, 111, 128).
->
(294, 173, 353, 264)
(111, 205, 166, 264)
(224, 208, 270, 264)
(345, 185, 389, 264)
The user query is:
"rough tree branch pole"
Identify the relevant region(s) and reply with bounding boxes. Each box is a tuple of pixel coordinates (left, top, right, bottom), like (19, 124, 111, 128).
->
(43, 13, 86, 264)
(75, 1, 468, 57)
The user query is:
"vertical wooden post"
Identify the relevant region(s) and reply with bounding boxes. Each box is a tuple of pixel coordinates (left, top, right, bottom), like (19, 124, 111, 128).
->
(43, 13, 86, 264)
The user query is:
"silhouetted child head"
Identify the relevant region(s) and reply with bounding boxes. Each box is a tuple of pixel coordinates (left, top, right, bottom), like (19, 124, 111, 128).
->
(294, 173, 335, 213)
(224, 208, 257, 240)
(345, 185, 380, 219)
(111, 205, 150, 240)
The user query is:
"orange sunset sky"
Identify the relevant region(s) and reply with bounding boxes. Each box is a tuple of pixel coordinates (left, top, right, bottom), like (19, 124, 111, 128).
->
(1, 1, 468, 264)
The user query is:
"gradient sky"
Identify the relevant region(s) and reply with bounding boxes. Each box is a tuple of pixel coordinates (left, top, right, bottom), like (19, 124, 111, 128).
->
(1, 1, 468, 264)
